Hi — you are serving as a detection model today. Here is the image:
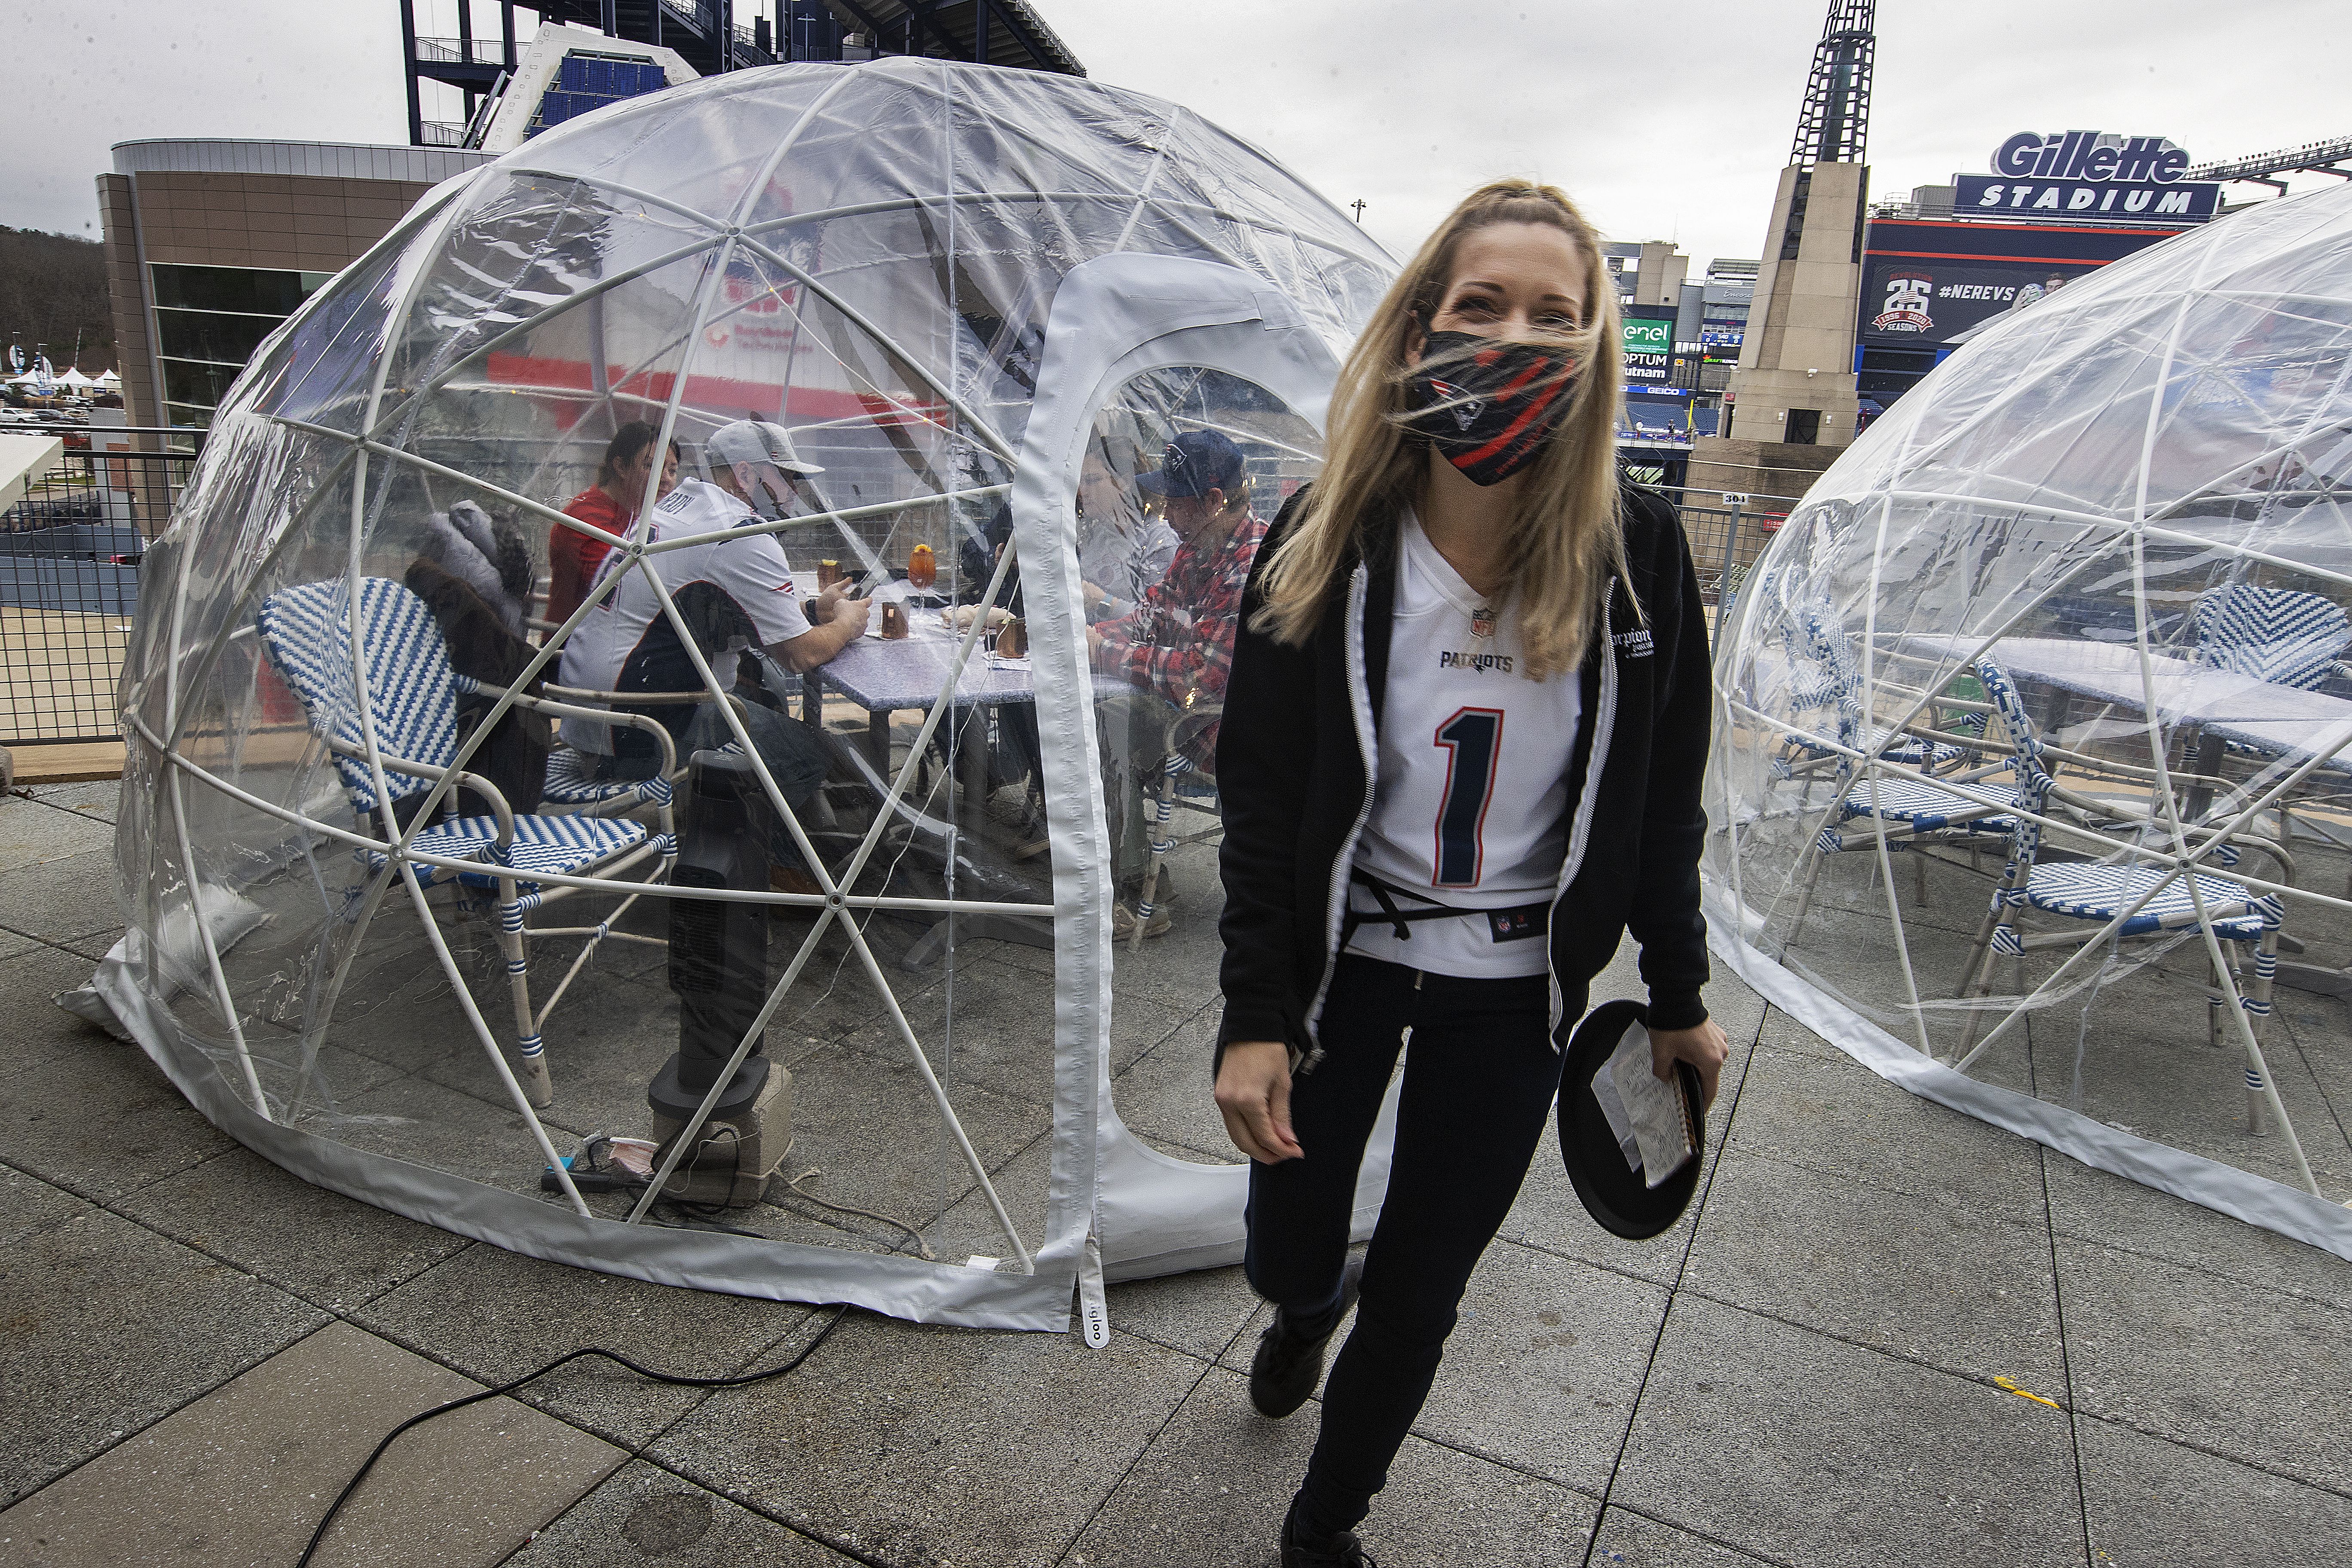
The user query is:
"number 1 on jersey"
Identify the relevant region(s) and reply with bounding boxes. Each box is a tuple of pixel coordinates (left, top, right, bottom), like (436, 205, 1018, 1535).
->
(1433, 707, 1503, 886)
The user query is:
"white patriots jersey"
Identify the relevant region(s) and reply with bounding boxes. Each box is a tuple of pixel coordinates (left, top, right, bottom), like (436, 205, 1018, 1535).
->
(557, 478, 813, 750)
(1345, 511, 1583, 979)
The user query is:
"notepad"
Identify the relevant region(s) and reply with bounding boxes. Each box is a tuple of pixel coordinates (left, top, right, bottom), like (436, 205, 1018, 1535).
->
(1590, 1020, 1697, 1188)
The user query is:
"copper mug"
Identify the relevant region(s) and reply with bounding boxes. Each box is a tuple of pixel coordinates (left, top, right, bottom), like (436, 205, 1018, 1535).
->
(816, 558, 842, 591)
(995, 617, 1028, 658)
(879, 601, 908, 640)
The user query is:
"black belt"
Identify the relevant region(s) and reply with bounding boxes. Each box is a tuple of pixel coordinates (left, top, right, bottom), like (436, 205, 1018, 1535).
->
(1339, 867, 1551, 949)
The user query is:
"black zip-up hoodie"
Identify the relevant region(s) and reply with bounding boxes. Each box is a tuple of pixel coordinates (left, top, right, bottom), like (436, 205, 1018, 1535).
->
(1214, 481, 1712, 1071)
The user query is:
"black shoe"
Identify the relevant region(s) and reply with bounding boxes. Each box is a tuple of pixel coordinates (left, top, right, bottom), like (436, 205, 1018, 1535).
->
(1281, 1502, 1378, 1567)
(1250, 1262, 1363, 1419)
(1250, 1305, 1338, 1418)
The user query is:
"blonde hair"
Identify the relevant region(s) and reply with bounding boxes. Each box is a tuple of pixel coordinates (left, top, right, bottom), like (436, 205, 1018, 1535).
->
(1256, 180, 1629, 679)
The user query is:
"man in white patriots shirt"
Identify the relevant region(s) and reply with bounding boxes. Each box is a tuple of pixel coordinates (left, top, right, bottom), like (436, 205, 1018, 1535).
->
(559, 420, 867, 889)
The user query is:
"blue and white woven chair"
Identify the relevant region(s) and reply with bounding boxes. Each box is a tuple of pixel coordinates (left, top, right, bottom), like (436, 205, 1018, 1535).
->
(2187, 585, 2352, 851)
(1776, 627, 2004, 943)
(2193, 584, 2352, 695)
(1779, 607, 1980, 779)
(540, 742, 674, 812)
(257, 576, 678, 1107)
(535, 659, 788, 815)
(1782, 758, 2029, 944)
(1955, 655, 2290, 1133)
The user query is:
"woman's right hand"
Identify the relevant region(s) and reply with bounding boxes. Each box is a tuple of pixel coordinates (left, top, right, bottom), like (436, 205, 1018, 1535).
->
(1214, 1040, 1303, 1164)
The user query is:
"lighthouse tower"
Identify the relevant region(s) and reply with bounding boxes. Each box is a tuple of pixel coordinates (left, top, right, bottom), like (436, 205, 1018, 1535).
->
(1697, 0, 1874, 500)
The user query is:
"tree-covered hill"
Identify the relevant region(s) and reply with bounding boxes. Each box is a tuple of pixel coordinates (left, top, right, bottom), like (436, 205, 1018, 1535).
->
(0, 227, 114, 373)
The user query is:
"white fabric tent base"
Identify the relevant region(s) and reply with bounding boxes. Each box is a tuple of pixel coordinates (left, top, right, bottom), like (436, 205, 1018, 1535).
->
(79, 929, 1403, 1326)
(1707, 914, 2352, 1262)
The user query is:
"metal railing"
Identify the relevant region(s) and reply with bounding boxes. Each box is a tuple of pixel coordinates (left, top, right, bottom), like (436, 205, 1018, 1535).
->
(3, 431, 201, 746)
(1649, 485, 1803, 625)
(0, 443, 1796, 749)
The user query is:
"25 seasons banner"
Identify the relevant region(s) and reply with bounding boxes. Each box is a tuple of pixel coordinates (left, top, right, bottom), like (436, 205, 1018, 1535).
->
(1860, 257, 2104, 348)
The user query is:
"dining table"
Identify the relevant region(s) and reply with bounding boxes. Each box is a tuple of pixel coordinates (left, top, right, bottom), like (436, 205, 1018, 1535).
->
(1896, 632, 2352, 998)
(797, 579, 1135, 967)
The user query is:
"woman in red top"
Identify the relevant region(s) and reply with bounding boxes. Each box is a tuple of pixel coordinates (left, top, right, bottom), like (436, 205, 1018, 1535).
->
(548, 422, 678, 627)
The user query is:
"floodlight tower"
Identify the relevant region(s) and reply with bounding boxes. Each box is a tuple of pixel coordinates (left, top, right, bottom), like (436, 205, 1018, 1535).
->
(1702, 1, 1875, 496)
(1788, 0, 1874, 168)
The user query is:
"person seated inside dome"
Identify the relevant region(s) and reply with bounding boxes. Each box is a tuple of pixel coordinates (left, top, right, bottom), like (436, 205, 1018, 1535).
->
(404, 497, 549, 819)
(1076, 429, 1179, 624)
(1086, 429, 1268, 936)
(557, 419, 870, 894)
(548, 421, 681, 628)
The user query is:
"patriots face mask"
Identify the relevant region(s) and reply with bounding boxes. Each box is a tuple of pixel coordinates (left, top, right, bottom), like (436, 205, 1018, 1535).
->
(1403, 330, 1580, 487)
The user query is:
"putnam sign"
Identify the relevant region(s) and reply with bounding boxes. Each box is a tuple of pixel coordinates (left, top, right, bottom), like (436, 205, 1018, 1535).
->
(1622, 306, 1674, 385)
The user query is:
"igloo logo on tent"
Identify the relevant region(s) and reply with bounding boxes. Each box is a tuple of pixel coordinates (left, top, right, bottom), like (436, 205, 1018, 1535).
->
(1871, 271, 1936, 335)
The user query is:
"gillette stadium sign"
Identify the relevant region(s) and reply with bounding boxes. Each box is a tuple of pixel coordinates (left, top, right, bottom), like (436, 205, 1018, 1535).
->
(1953, 131, 2219, 224)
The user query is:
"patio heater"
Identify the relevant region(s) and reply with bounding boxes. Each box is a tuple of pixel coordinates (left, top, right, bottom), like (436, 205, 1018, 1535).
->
(652, 746, 791, 1205)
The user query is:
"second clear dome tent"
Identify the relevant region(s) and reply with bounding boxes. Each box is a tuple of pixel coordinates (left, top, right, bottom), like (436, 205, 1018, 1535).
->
(1707, 181, 2352, 1260)
(101, 60, 1395, 1326)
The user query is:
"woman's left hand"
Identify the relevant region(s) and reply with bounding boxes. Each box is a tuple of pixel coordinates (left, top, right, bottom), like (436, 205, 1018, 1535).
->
(1648, 1018, 1730, 1110)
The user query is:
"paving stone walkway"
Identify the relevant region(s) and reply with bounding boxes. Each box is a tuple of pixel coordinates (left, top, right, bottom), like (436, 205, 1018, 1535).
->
(3, 777, 2350, 1567)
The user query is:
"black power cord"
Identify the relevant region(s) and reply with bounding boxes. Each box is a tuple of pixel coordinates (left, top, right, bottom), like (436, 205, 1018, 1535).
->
(296, 1304, 851, 1567)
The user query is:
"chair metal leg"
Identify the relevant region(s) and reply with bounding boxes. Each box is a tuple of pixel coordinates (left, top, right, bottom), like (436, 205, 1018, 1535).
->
(1954, 903, 2022, 1059)
(2243, 931, 2280, 1137)
(1129, 755, 1181, 953)
(2207, 941, 2239, 1052)
(1954, 897, 2003, 999)
(496, 878, 554, 1107)
(1782, 827, 1834, 951)
(1952, 956, 2000, 1061)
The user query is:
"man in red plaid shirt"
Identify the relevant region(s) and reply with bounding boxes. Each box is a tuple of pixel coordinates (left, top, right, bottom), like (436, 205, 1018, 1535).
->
(1087, 429, 1267, 724)
(1086, 429, 1268, 937)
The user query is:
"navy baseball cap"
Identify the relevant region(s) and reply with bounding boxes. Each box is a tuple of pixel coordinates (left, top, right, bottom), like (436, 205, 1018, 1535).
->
(1136, 429, 1245, 499)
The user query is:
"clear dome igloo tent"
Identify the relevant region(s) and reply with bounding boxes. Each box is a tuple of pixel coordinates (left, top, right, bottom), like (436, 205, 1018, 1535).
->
(83, 60, 1394, 1330)
(1709, 182, 2352, 1259)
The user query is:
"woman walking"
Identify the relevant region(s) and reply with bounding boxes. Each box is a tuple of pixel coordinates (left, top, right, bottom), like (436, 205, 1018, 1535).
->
(1213, 180, 1727, 1566)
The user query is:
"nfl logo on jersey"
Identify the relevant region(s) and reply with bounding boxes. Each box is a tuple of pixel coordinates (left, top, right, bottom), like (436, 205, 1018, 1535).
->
(1471, 605, 1496, 640)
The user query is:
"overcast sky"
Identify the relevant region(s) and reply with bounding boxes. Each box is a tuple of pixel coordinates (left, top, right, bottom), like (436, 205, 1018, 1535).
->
(14, 0, 2350, 269)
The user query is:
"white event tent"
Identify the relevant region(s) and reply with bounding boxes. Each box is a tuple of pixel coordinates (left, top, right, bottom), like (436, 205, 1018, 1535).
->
(80, 60, 1397, 1330)
(1708, 181, 2352, 1260)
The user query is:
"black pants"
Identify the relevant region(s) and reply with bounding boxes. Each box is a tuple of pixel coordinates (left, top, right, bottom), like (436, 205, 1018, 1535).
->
(1245, 953, 1563, 1536)
(606, 657, 830, 870)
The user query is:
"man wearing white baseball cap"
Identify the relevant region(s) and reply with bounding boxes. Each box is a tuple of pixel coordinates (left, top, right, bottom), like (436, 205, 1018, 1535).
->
(704, 417, 826, 514)
(558, 420, 868, 891)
